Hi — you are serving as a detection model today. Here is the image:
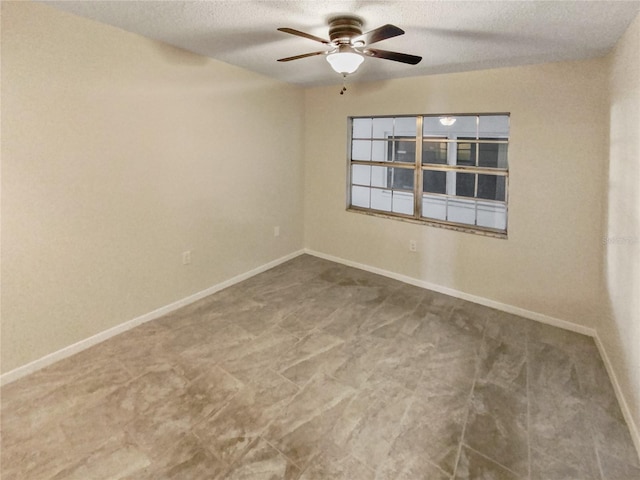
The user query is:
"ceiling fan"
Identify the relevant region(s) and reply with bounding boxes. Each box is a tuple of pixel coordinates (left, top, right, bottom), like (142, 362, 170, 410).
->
(277, 16, 422, 77)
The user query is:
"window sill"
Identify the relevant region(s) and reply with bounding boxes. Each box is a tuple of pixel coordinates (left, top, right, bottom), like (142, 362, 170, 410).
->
(346, 207, 508, 239)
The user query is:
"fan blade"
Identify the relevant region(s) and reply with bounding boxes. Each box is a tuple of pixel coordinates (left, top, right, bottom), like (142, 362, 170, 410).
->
(277, 51, 326, 62)
(353, 24, 404, 46)
(364, 48, 422, 65)
(277, 28, 330, 45)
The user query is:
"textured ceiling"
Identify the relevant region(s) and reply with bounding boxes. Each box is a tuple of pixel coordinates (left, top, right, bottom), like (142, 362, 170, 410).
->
(43, 0, 640, 87)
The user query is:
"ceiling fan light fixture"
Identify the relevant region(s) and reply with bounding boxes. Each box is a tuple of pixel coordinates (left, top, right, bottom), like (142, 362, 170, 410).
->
(326, 51, 364, 74)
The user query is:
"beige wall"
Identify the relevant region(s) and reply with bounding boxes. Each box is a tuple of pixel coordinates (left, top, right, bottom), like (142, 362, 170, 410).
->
(304, 59, 609, 330)
(1, 2, 305, 373)
(603, 13, 640, 440)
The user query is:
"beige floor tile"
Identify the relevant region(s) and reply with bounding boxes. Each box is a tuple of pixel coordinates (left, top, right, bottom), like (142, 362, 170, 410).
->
(2, 255, 637, 479)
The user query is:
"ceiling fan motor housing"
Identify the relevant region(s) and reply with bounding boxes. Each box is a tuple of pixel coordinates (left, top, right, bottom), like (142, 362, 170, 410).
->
(328, 16, 363, 44)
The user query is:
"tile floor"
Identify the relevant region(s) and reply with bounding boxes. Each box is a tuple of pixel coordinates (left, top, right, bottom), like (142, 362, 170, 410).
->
(1, 255, 639, 479)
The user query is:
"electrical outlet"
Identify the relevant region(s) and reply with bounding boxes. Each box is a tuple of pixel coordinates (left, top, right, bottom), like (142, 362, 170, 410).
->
(409, 240, 417, 252)
(274, 226, 280, 237)
(182, 250, 191, 265)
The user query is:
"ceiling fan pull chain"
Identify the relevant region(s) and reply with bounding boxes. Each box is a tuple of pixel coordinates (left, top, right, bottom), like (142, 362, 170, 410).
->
(340, 73, 347, 95)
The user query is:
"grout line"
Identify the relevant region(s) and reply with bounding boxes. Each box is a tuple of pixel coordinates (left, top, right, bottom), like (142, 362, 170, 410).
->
(191, 429, 234, 469)
(426, 458, 454, 479)
(594, 444, 606, 480)
(278, 334, 346, 374)
(261, 436, 305, 472)
(575, 347, 608, 480)
(525, 324, 532, 480)
(452, 378, 478, 478)
(451, 317, 488, 477)
(464, 444, 523, 477)
(269, 367, 301, 391)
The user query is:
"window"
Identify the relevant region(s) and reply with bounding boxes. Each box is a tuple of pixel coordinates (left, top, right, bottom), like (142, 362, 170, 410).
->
(348, 114, 510, 236)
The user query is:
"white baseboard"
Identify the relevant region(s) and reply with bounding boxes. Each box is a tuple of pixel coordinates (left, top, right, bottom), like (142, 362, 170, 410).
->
(304, 249, 596, 337)
(593, 334, 640, 458)
(305, 248, 640, 459)
(0, 249, 305, 386)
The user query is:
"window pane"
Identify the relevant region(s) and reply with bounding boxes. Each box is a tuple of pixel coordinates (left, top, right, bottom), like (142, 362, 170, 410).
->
(422, 140, 447, 164)
(478, 143, 508, 168)
(372, 117, 394, 138)
(424, 115, 477, 138)
(392, 191, 414, 215)
(371, 166, 388, 188)
(477, 175, 506, 201)
(456, 140, 507, 168)
(371, 188, 392, 211)
(394, 117, 416, 136)
(479, 115, 509, 138)
(371, 140, 389, 161)
(422, 116, 446, 136)
(352, 118, 372, 138)
(423, 170, 446, 194)
(456, 141, 475, 166)
(477, 142, 498, 168)
(392, 139, 416, 163)
(352, 140, 371, 161)
(447, 116, 478, 138)
(351, 165, 371, 186)
(478, 142, 509, 168)
(456, 172, 475, 197)
(422, 195, 447, 220)
(447, 197, 476, 224)
(477, 201, 507, 230)
(388, 167, 414, 191)
(351, 186, 370, 208)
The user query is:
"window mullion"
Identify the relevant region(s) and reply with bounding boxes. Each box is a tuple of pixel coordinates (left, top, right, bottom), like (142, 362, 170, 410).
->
(414, 116, 423, 219)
